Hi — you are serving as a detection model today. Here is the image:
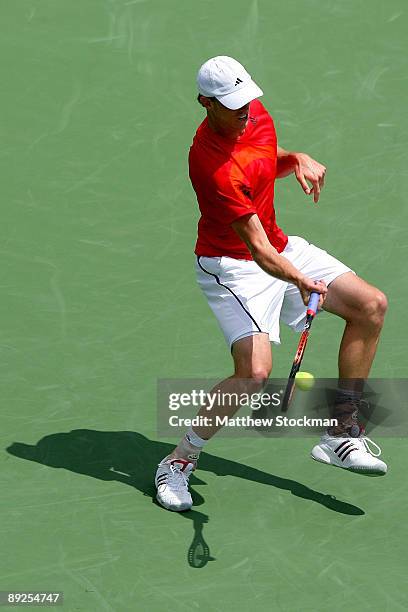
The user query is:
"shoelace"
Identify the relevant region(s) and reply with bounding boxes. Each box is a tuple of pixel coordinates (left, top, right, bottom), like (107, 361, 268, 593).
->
(360, 436, 382, 457)
(165, 463, 190, 493)
(352, 400, 382, 456)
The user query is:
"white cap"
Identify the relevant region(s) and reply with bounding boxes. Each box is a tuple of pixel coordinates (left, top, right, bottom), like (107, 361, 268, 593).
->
(197, 56, 263, 110)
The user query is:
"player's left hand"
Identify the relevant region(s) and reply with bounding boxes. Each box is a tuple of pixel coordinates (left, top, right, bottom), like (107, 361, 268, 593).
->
(293, 153, 326, 203)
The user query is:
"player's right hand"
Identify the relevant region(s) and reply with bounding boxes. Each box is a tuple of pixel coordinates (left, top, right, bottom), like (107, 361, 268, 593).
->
(297, 276, 327, 308)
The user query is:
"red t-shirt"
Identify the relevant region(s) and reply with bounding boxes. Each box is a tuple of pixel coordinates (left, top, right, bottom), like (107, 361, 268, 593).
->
(189, 99, 288, 260)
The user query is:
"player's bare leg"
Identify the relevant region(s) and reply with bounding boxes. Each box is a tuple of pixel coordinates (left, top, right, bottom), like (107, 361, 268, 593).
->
(189, 332, 272, 440)
(155, 333, 272, 511)
(311, 272, 388, 475)
(323, 272, 388, 379)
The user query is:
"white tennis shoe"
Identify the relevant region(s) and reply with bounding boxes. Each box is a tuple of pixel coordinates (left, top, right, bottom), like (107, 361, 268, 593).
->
(311, 432, 387, 476)
(155, 458, 195, 511)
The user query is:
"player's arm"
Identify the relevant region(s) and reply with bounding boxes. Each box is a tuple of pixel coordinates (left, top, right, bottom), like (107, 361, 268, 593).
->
(231, 213, 327, 305)
(276, 146, 326, 203)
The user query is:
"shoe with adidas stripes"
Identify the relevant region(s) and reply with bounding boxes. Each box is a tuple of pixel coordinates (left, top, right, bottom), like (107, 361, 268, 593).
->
(311, 432, 387, 476)
(155, 458, 195, 511)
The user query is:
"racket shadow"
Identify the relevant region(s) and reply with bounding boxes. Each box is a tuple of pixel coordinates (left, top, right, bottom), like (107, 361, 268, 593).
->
(6, 429, 364, 567)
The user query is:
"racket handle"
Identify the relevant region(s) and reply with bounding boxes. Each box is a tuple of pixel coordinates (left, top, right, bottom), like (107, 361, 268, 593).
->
(307, 291, 320, 316)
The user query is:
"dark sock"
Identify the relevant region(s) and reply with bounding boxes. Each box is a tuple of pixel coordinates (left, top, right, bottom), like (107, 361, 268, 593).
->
(329, 388, 363, 437)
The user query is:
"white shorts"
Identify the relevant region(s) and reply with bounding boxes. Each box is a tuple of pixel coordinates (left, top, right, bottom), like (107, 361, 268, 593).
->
(196, 236, 353, 348)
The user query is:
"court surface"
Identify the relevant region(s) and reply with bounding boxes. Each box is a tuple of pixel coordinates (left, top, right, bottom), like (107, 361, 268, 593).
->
(1, 1, 407, 610)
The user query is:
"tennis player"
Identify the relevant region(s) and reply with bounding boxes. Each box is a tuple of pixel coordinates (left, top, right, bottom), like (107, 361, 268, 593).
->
(155, 56, 388, 511)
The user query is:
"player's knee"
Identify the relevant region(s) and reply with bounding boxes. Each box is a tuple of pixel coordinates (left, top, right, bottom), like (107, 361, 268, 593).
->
(235, 364, 271, 388)
(250, 366, 271, 385)
(361, 290, 388, 329)
(243, 365, 271, 387)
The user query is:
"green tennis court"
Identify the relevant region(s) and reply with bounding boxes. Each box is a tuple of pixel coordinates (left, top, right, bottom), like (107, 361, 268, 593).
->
(1, 1, 407, 610)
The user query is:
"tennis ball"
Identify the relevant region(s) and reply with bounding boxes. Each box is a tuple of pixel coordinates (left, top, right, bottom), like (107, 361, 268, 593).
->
(295, 371, 315, 391)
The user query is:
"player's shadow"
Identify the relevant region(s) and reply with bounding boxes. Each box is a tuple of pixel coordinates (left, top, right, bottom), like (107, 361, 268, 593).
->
(6, 430, 364, 567)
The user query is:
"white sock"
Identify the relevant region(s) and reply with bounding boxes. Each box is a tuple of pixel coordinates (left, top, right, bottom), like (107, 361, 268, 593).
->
(185, 427, 208, 448)
(168, 427, 208, 463)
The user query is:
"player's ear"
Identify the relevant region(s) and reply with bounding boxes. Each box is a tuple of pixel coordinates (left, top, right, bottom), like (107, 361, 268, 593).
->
(197, 94, 214, 110)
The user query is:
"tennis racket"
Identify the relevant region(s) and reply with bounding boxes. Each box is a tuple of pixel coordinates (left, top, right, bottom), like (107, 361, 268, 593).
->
(281, 291, 320, 412)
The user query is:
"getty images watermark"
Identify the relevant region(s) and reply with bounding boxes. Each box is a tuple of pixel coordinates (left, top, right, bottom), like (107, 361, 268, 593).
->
(157, 380, 342, 438)
(157, 378, 408, 438)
